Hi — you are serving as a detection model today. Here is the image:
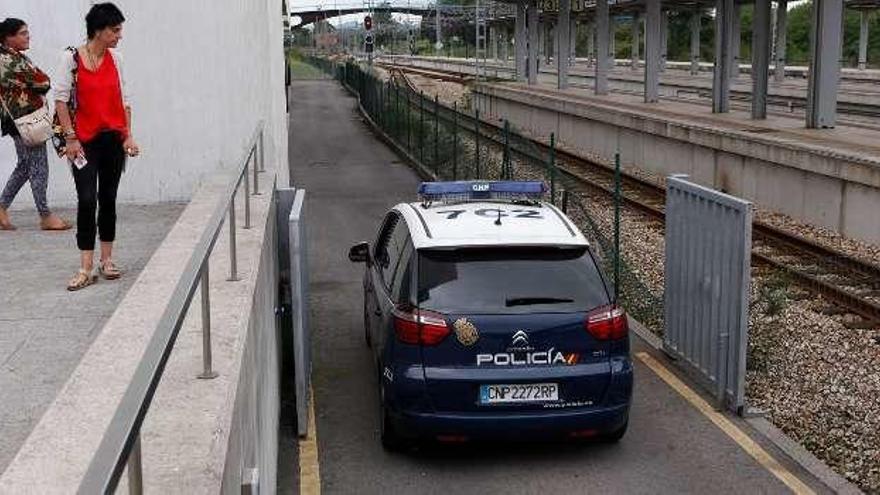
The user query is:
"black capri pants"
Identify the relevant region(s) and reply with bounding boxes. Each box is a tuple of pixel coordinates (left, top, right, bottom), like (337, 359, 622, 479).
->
(71, 131, 125, 251)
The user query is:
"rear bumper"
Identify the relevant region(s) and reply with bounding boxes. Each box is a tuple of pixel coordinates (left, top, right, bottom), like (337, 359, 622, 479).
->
(391, 403, 629, 441)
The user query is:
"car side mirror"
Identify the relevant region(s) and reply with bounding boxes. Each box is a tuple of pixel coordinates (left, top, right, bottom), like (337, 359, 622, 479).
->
(348, 241, 370, 263)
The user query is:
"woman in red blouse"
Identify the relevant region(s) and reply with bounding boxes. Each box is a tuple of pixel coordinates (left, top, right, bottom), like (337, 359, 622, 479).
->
(55, 3, 139, 291)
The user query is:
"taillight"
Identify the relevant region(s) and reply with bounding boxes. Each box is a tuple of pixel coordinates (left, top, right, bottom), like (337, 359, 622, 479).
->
(392, 306, 450, 345)
(585, 305, 628, 340)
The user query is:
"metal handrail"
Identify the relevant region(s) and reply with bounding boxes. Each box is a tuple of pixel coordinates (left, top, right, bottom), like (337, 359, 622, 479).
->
(78, 121, 267, 494)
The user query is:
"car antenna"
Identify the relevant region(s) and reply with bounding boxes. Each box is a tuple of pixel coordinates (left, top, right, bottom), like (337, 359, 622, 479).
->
(495, 208, 503, 226)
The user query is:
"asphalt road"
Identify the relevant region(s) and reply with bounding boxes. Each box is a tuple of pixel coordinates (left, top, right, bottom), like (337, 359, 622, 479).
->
(282, 78, 829, 495)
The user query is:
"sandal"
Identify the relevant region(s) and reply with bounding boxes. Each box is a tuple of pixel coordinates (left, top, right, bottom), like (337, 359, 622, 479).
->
(67, 268, 97, 291)
(40, 214, 72, 231)
(99, 259, 122, 280)
(0, 208, 15, 230)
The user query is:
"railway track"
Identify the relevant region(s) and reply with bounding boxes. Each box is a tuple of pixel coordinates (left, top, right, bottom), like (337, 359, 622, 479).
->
(380, 58, 880, 130)
(386, 66, 880, 329)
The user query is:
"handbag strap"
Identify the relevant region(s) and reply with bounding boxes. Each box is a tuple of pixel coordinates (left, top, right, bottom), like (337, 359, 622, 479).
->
(66, 46, 78, 111)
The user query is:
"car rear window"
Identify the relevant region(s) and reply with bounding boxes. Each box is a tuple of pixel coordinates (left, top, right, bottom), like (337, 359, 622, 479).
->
(417, 247, 610, 314)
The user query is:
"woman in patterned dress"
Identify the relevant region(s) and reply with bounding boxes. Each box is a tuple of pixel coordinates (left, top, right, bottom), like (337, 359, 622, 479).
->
(0, 18, 70, 231)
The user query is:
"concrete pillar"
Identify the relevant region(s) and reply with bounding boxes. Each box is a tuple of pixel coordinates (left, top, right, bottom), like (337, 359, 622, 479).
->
(713, 0, 735, 112)
(731, 3, 741, 79)
(609, 16, 616, 66)
(645, 0, 661, 102)
(859, 11, 869, 70)
(570, 18, 577, 66)
(690, 10, 701, 74)
(552, 22, 558, 65)
(516, 2, 527, 81)
(752, 0, 772, 118)
(490, 25, 498, 59)
(503, 26, 511, 62)
(558, 0, 571, 88)
(596, 0, 611, 94)
(660, 10, 668, 71)
(774, 0, 788, 81)
(806, 0, 843, 128)
(538, 18, 546, 66)
(587, 21, 596, 66)
(528, 0, 539, 84)
(435, 4, 442, 54)
(632, 12, 641, 70)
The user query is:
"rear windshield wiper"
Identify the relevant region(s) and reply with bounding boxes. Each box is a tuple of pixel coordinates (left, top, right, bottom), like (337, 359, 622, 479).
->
(505, 297, 574, 307)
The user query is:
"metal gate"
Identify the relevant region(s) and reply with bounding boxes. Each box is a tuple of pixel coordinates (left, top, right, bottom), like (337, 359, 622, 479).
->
(663, 175, 752, 414)
(278, 188, 311, 436)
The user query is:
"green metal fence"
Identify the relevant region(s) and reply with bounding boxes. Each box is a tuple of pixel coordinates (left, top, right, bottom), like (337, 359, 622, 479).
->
(307, 58, 664, 333)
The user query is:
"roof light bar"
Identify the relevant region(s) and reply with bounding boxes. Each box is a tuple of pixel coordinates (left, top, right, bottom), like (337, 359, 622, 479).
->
(418, 181, 546, 203)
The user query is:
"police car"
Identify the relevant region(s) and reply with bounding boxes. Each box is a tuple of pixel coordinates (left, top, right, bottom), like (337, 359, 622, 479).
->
(348, 181, 633, 449)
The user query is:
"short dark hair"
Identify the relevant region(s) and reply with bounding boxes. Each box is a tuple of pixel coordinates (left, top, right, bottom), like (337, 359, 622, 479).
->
(0, 18, 26, 44)
(86, 3, 125, 39)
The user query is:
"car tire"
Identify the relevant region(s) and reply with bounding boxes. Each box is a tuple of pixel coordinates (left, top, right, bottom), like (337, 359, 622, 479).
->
(363, 298, 372, 348)
(378, 370, 405, 451)
(600, 420, 628, 443)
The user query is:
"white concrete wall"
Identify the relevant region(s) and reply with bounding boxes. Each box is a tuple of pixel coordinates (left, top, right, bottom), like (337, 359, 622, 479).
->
(1, 0, 289, 209)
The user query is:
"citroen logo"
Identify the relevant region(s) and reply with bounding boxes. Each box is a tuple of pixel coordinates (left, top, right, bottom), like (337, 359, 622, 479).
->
(511, 330, 529, 347)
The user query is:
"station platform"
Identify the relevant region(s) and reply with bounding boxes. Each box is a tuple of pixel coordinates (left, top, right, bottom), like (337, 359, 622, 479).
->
(282, 77, 842, 494)
(0, 203, 184, 473)
(470, 76, 880, 244)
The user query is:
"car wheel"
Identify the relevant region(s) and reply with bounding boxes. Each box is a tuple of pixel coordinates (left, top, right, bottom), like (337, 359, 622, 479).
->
(363, 297, 372, 348)
(378, 370, 405, 451)
(600, 420, 628, 443)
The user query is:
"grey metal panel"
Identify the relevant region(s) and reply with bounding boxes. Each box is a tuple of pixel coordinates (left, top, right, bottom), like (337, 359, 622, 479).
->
(663, 176, 752, 414)
(288, 189, 312, 437)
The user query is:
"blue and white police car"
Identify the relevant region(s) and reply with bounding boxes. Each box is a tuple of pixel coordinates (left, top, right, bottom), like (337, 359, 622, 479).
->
(348, 181, 633, 449)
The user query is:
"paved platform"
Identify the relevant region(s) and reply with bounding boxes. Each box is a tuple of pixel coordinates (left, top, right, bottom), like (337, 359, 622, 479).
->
(0, 203, 185, 473)
(282, 78, 834, 494)
(389, 55, 880, 128)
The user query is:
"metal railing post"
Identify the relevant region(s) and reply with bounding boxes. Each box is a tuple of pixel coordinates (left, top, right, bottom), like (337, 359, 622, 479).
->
(198, 261, 219, 379)
(503, 120, 511, 179)
(228, 194, 239, 282)
(244, 154, 252, 229)
(434, 95, 439, 174)
(548, 133, 556, 204)
(258, 129, 265, 172)
(252, 146, 261, 195)
(419, 91, 425, 164)
(613, 151, 621, 303)
(452, 102, 458, 180)
(127, 435, 143, 495)
(475, 107, 481, 179)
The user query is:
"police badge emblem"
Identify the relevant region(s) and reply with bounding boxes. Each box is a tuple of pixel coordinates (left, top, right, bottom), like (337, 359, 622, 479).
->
(453, 318, 479, 346)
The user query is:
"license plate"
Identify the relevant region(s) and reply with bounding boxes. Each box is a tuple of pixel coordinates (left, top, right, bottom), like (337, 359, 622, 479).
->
(479, 383, 559, 404)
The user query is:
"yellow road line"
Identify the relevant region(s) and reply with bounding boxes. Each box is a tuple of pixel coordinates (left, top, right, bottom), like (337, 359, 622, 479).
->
(635, 352, 815, 495)
(299, 387, 321, 495)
